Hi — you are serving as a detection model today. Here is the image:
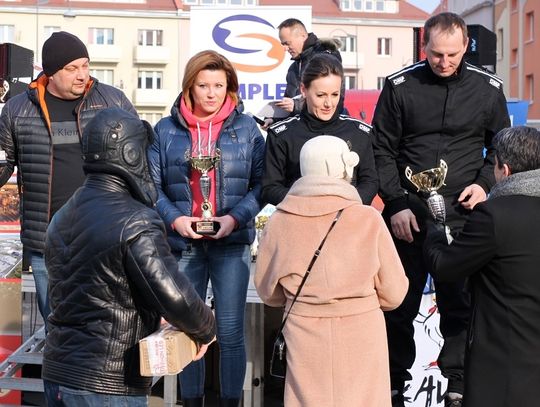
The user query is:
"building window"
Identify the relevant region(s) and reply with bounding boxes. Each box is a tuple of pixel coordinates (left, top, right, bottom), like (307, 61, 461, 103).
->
(526, 12, 534, 42)
(342, 0, 396, 12)
(138, 30, 163, 46)
(526, 74, 534, 103)
(378, 38, 391, 56)
(90, 69, 114, 86)
(182, 0, 257, 4)
(139, 112, 163, 126)
(336, 36, 356, 53)
(344, 75, 356, 90)
(138, 71, 162, 90)
(341, 0, 351, 10)
(377, 76, 386, 90)
(0, 25, 15, 43)
(88, 28, 114, 45)
(497, 28, 504, 60)
(44, 26, 60, 39)
(511, 48, 518, 67)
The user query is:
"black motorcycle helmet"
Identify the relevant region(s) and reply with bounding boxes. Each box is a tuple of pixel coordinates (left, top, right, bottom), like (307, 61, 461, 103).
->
(82, 107, 158, 207)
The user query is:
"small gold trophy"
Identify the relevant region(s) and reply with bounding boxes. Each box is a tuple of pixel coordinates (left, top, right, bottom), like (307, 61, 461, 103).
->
(250, 215, 269, 261)
(405, 159, 448, 223)
(189, 147, 221, 235)
(0, 79, 9, 103)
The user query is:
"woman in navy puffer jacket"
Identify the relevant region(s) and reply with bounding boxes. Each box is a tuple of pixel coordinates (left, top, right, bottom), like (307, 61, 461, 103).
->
(148, 50, 265, 407)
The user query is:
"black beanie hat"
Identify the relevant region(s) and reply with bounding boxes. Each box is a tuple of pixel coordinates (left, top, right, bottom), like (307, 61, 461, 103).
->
(42, 31, 90, 76)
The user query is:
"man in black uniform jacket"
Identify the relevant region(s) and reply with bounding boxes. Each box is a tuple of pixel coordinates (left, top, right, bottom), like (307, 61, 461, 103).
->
(370, 12, 510, 407)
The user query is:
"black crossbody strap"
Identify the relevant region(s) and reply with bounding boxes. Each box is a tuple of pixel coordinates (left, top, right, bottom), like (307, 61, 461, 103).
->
(276, 209, 343, 334)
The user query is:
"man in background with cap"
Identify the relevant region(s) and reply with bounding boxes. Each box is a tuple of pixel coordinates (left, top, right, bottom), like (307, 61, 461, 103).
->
(0, 31, 136, 324)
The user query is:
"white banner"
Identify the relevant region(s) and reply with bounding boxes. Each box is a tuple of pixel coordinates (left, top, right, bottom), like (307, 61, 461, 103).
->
(190, 6, 312, 115)
(406, 282, 447, 406)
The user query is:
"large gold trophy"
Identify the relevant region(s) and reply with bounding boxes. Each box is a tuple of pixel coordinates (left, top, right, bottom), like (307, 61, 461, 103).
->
(189, 146, 221, 235)
(405, 159, 448, 224)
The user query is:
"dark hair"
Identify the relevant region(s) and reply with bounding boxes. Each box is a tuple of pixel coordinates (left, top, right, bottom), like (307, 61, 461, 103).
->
(278, 18, 306, 32)
(423, 12, 468, 45)
(182, 50, 239, 111)
(493, 126, 540, 174)
(301, 53, 344, 89)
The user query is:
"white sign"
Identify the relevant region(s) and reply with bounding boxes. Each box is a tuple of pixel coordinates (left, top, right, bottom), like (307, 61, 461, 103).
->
(190, 6, 312, 115)
(406, 285, 447, 406)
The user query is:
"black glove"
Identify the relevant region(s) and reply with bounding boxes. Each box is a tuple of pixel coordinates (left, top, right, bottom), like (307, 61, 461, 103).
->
(425, 218, 447, 242)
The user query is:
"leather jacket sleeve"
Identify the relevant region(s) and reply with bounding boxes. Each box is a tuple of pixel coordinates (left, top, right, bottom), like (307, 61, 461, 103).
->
(124, 210, 216, 344)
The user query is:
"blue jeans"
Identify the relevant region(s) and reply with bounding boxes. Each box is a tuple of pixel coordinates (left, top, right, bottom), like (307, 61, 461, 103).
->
(176, 242, 250, 399)
(56, 385, 148, 406)
(31, 251, 51, 325)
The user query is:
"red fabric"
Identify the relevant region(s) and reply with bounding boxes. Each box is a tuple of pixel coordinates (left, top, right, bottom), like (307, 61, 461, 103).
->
(180, 96, 235, 219)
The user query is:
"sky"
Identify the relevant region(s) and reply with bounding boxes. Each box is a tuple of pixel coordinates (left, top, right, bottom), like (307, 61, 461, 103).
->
(406, 0, 440, 13)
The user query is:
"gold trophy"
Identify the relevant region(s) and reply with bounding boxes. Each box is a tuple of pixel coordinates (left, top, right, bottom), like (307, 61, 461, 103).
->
(405, 159, 448, 223)
(0, 79, 9, 103)
(189, 147, 221, 235)
(251, 215, 269, 261)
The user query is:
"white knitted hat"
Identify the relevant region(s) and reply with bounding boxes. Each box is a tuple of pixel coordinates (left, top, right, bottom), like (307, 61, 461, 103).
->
(300, 135, 360, 180)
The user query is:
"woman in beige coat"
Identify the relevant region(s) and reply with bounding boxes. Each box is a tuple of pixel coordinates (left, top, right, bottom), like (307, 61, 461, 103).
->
(255, 136, 408, 407)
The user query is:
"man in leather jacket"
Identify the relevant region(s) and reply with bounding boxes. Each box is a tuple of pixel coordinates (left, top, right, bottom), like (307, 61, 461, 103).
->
(42, 107, 216, 406)
(0, 31, 136, 324)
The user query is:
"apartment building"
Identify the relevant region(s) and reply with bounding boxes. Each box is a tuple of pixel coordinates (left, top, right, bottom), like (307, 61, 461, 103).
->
(0, 0, 428, 123)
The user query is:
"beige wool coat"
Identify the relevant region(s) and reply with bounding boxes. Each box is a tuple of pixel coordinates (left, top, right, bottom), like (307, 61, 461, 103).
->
(255, 176, 408, 407)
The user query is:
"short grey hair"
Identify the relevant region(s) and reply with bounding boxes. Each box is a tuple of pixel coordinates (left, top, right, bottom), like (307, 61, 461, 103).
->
(493, 126, 540, 173)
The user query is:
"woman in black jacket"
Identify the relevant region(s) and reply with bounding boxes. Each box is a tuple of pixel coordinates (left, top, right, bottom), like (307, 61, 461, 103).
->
(261, 53, 378, 206)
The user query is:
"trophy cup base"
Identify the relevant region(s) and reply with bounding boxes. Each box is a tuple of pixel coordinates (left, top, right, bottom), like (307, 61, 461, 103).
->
(192, 220, 220, 235)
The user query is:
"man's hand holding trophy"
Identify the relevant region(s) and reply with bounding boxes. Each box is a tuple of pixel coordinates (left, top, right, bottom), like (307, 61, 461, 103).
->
(405, 159, 453, 243)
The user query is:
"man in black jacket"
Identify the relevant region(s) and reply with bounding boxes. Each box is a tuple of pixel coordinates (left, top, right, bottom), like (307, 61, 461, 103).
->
(274, 18, 342, 115)
(42, 107, 216, 406)
(0, 31, 136, 324)
(371, 12, 510, 407)
(424, 126, 540, 407)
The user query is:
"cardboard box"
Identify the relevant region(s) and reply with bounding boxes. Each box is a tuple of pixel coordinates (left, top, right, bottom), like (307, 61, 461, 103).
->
(139, 324, 197, 377)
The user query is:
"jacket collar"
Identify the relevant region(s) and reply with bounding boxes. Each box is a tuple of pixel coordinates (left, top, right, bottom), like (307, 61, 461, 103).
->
(424, 58, 466, 84)
(489, 168, 540, 199)
(300, 100, 343, 132)
(171, 92, 243, 132)
(294, 32, 319, 61)
(29, 72, 95, 131)
(277, 176, 361, 217)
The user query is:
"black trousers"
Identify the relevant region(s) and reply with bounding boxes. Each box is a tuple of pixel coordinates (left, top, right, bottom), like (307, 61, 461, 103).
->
(384, 194, 470, 394)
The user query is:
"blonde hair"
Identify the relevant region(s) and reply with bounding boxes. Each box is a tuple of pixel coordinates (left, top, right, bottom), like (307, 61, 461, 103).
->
(182, 50, 239, 111)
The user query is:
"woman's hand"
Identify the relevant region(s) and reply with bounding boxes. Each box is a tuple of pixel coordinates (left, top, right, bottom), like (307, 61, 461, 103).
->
(209, 214, 237, 239)
(172, 216, 204, 239)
